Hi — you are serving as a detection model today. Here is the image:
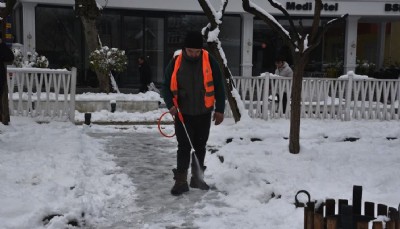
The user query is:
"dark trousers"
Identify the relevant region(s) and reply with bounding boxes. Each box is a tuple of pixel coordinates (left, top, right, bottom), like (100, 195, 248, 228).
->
(174, 112, 211, 172)
(276, 92, 288, 113)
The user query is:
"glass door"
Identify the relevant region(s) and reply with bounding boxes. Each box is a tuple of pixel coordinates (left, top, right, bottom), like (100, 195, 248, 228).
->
(123, 16, 144, 85)
(123, 16, 164, 85)
(144, 17, 164, 83)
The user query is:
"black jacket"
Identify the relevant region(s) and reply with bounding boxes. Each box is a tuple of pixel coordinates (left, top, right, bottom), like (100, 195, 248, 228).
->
(0, 42, 14, 93)
(162, 49, 225, 114)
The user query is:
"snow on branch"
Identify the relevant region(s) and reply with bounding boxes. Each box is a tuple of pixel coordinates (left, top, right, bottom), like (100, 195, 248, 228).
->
(204, 0, 223, 24)
(267, 0, 300, 41)
(326, 14, 348, 26)
(199, 0, 229, 66)
(199, 0, 225, 28)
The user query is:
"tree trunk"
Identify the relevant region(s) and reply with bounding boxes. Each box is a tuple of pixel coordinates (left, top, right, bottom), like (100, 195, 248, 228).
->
(0, 83, 10, 125)
(288, 57, 307, 154)
(197, 0, 241, 122)
(207, 42, 241, 122)
(1, 7, 13, 125)
(80, 17, 110, 93)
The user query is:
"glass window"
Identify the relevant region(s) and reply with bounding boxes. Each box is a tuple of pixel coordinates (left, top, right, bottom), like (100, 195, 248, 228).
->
(253, 19, 280, 75)
(145, 17, 164, 83)
(35, 6, 82, 72)
(12, 4, 23, 44)
(98, 12, 121, 48)
(323, 20, 345, 75)
(122, 16, 143, 85)
(220, 16, 241, 76)
(121, 16, 165, 85)
(166, 15, 208, 59)
(253, 17, 345, 76)
(357, 23, 378, 64)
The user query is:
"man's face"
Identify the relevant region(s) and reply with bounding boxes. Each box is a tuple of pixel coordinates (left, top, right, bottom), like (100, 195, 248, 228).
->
(275, 61, 283, 68)
(185, 48, 202, 58)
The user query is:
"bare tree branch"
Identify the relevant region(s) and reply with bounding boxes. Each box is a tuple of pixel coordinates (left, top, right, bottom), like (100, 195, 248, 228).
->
(198, 0, 219, 30)
(242, 0, 348, 153)
(242, 0, 296, 48)
(266, 0, 300, 41)
(220, 0, 228, 17)
(298, 19, 305, 35)
(309, 0, 322, 43)
(198, 0, 241, 122)
(304, 14, 348, 56)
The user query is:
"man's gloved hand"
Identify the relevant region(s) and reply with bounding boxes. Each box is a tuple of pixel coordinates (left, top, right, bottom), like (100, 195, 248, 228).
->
(213, 112, 224, 125)
(169, 106, 177, 116)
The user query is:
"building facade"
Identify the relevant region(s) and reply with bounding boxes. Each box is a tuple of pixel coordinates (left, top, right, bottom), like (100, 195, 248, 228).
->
(8, 0, 400, 89)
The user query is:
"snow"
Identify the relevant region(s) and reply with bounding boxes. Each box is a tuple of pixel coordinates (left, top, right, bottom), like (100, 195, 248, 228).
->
(1, 98, 400, 228)
(200, 1, 228, 67)
(204, 0, 222, 24)
(75, 92, 162, 102)
(339, 71, 370, 79)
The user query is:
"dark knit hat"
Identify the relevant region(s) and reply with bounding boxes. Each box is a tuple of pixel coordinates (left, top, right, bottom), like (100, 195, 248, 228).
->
(275, 54, 286, 62)
(184, 31, 203, 49)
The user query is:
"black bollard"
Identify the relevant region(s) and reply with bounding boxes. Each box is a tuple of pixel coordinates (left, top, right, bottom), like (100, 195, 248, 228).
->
(110, 102, 116, 113)
(84, 113, 91, 125)
(352, 185, 362, 215)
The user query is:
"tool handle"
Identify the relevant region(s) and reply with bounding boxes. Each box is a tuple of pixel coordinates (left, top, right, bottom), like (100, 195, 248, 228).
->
(173, 98, 184, 123)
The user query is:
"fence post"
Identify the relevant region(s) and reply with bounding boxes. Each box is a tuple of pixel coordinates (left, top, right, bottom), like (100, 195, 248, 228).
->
(386, 221, 396, 229)
(386, 206, 399, 229)
(69, 67, 77, 123)
(365, 201, 375, 218)
(305, 201, 315, 229)
(357, 221, 369, 229)
(344, 72, 353, 121)
(327, 216, 337, 229)
(314, 205, 324, 229)
(353, 185, 362, 215)
(372, 222, 383, 229)
(262, 73, 270, 120)
(378, 204, 388, 216)
(325, 199, 337, 229)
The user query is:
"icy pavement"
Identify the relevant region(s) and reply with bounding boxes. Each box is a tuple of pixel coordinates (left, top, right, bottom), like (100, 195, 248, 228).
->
(87, 125, 227, 229)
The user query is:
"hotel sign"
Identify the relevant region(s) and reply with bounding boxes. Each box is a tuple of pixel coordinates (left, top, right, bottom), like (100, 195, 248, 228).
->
(286, 2, 339, 11)
(385, 4, 399, 12)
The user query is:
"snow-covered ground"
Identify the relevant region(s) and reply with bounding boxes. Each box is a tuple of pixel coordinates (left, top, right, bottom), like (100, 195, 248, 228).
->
(1, 99, 400, 228)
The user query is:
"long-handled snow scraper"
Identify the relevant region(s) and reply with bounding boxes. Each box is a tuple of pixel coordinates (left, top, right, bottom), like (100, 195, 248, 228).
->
(172, 98, 206, 188)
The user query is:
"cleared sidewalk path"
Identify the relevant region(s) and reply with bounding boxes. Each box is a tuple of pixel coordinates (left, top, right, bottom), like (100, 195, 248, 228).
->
(88, 126, 225, 229)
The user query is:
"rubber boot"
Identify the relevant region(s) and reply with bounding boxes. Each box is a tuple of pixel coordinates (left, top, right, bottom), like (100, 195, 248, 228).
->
(190, 165, 210, 190)
(171, 169, 189, 196)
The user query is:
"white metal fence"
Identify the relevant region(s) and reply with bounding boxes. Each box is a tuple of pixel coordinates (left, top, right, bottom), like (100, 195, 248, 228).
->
(7, 67, 77, 122)
(226, 73, 400, 121)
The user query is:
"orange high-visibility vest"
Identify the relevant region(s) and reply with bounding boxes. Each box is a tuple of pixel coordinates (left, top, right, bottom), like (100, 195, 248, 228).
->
(170, 49, 215, 109)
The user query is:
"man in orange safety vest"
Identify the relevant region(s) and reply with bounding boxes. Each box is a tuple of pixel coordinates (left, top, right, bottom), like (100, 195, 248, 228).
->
(162, 31, 225, 196)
